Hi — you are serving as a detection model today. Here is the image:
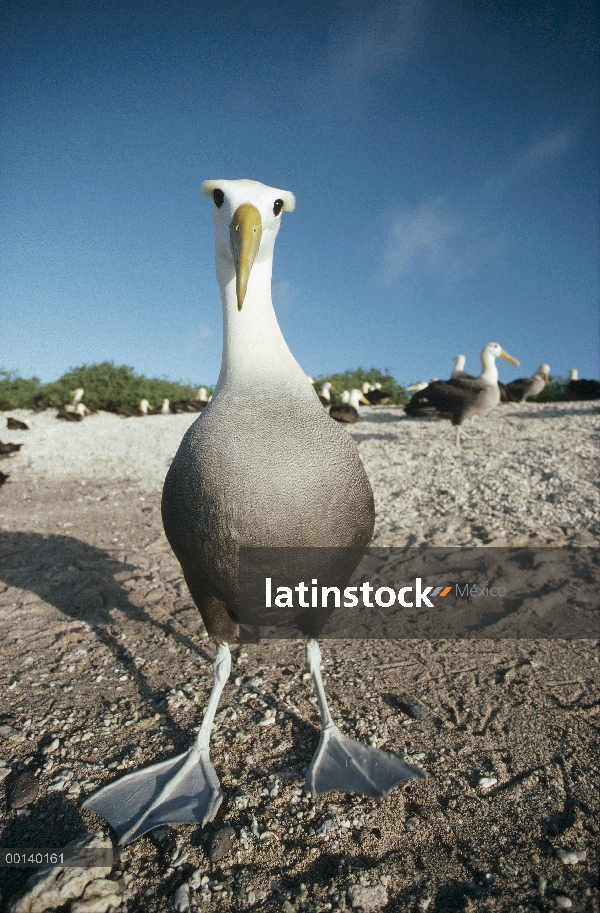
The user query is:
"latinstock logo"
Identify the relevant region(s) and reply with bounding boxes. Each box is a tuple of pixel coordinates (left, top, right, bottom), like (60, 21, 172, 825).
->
(265, 577, 454, 609)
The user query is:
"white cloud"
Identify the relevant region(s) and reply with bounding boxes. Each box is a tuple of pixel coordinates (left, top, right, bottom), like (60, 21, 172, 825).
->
(486, 127, 577, 195)
(298, 0, 426, 114)
(326, 0, 425, 89)
(382, 196, 508, 288)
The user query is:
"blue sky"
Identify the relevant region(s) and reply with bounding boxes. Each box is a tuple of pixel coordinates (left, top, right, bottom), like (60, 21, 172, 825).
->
(1, 0, 598, 387)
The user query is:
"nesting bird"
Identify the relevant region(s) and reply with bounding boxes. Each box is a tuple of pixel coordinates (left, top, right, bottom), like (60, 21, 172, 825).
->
(450, 354, 475, 380)
(118, 399, 150, 418)
(57, 388, 88, 420)
(318, 381, 335, 406)
(405, 342, 520, 446)
(6, 417, 29, 430)
(0, 440, 22, 457)
(363, 382, 391, 406)
(502, 364, 550, 403)
(57, 402, 89, 421)
(170, 388, 209, 413)
(330, 388, 369, 423)
(83, 178, 425, 844)
(160, 399, 171, 415)
(566, 369, 600, 401)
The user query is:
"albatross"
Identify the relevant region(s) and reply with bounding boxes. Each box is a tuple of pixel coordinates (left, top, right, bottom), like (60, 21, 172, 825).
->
(450, 354, 475, 380)
(565, 369, 600, 401)
(405, 342, 520, 446)
(83, 178, 425, 844)
(330, 388, 370, 423)
(502, 364, 550, 403)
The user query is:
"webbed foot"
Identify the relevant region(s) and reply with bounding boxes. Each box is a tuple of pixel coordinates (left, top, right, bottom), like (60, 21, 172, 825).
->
(305, 724, 426, 799)
(82, 745, 223, 844)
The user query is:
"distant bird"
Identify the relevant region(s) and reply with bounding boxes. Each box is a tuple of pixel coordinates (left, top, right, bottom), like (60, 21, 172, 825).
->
(6, 417, 29, 430)
(118, 399, 150, 418)
(170, 388, 209, 413)
(160, 399, 171, 415)
(330, 388, 369, 424)
(83, 177, 425, 845)
(363, 382, 391, 406)
(69, 388, 85, 408)
(0, 471, 8, 486)
(566, 369, 600, 401)
(502, 364, 550, 403)
(0, 440, 22, 457)
(405, 342, 520, 446)
(318, 381, 335, 406)
(450, 355, 475, 380)
(57, 402, 88, 421)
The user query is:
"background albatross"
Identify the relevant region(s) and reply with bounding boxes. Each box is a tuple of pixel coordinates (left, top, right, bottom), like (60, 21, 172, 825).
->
(83, 178, 425, 844)
(405, 342, 520, 446)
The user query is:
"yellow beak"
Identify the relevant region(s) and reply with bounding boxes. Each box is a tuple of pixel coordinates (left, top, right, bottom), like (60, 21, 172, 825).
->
(360, 395, 371, 405)
(230, 203, 263, 310)
(500, 350, 520, 366)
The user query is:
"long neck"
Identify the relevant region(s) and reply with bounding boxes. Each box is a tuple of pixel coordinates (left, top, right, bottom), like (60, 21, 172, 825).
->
(480, 351, 498, 384)
(214, 257, 309, 393)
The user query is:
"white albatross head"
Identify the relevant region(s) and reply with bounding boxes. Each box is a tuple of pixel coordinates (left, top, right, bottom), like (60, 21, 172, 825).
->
(535, 364, 550, 381)
(452, 355, 466, 375)
(201, 179, 295, 311)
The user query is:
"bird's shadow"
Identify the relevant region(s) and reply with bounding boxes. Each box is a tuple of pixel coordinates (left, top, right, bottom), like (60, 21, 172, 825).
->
(0, 531, 214, 736)
(359, 410, 409, 424)
(502, 405, 599, 419)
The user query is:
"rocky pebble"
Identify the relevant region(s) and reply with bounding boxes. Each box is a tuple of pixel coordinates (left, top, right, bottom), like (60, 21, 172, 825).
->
(348, 884, 389, 911)
(8, 833, 117, 913)
(7, 772, 39, 809)
(207, 826, 237, 863)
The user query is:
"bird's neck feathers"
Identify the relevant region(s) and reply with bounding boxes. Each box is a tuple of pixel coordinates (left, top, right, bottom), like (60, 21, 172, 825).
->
(479, 350, 499, 385)
(215, 257, 309, 396)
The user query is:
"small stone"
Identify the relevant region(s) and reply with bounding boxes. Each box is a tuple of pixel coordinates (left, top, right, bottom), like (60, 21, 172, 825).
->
(348, 884, 388, 911)
(7, 772, 39, 809)
(0, 724, 20, 742)
(43, 739, 60, 755)
(478, 776, 497, 789)
(174, 882, 191, 912)
(538, 876, 547, 896)
(247, 890, 256, 904)
(282, 902, 295, 913)
(555, 848, 580, 865)
(189, 869, 205, 890)
(0, 767, 10, 782)
(405, 816, 418, 832)
(395, 695, 429, 719)
(207, 826, 236, 863)
(555, 897, 572, 909)
(418, 899, 431, 912)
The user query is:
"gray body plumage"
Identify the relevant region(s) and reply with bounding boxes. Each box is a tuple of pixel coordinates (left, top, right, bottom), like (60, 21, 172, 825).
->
(162, 383, 374, 643)
(503, 374, 545, 402)
(405, 375, 500, 425)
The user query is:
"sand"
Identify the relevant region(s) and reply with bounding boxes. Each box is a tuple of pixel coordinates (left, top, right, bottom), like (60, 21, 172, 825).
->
(0, 402, 598, 912)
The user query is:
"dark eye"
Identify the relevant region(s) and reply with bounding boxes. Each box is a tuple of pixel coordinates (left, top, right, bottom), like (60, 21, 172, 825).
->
(273, 199, 284, 216)
(213, 189, 224, 208)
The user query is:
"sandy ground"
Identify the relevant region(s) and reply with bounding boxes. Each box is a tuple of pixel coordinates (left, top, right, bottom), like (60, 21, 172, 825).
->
(0, 403, 598, 913)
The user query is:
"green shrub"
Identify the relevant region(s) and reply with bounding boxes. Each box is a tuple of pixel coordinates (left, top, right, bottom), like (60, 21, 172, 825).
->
(0, 363, 212, 412)
(0, 371, 44, 411)
(313, 367, 408, 405)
